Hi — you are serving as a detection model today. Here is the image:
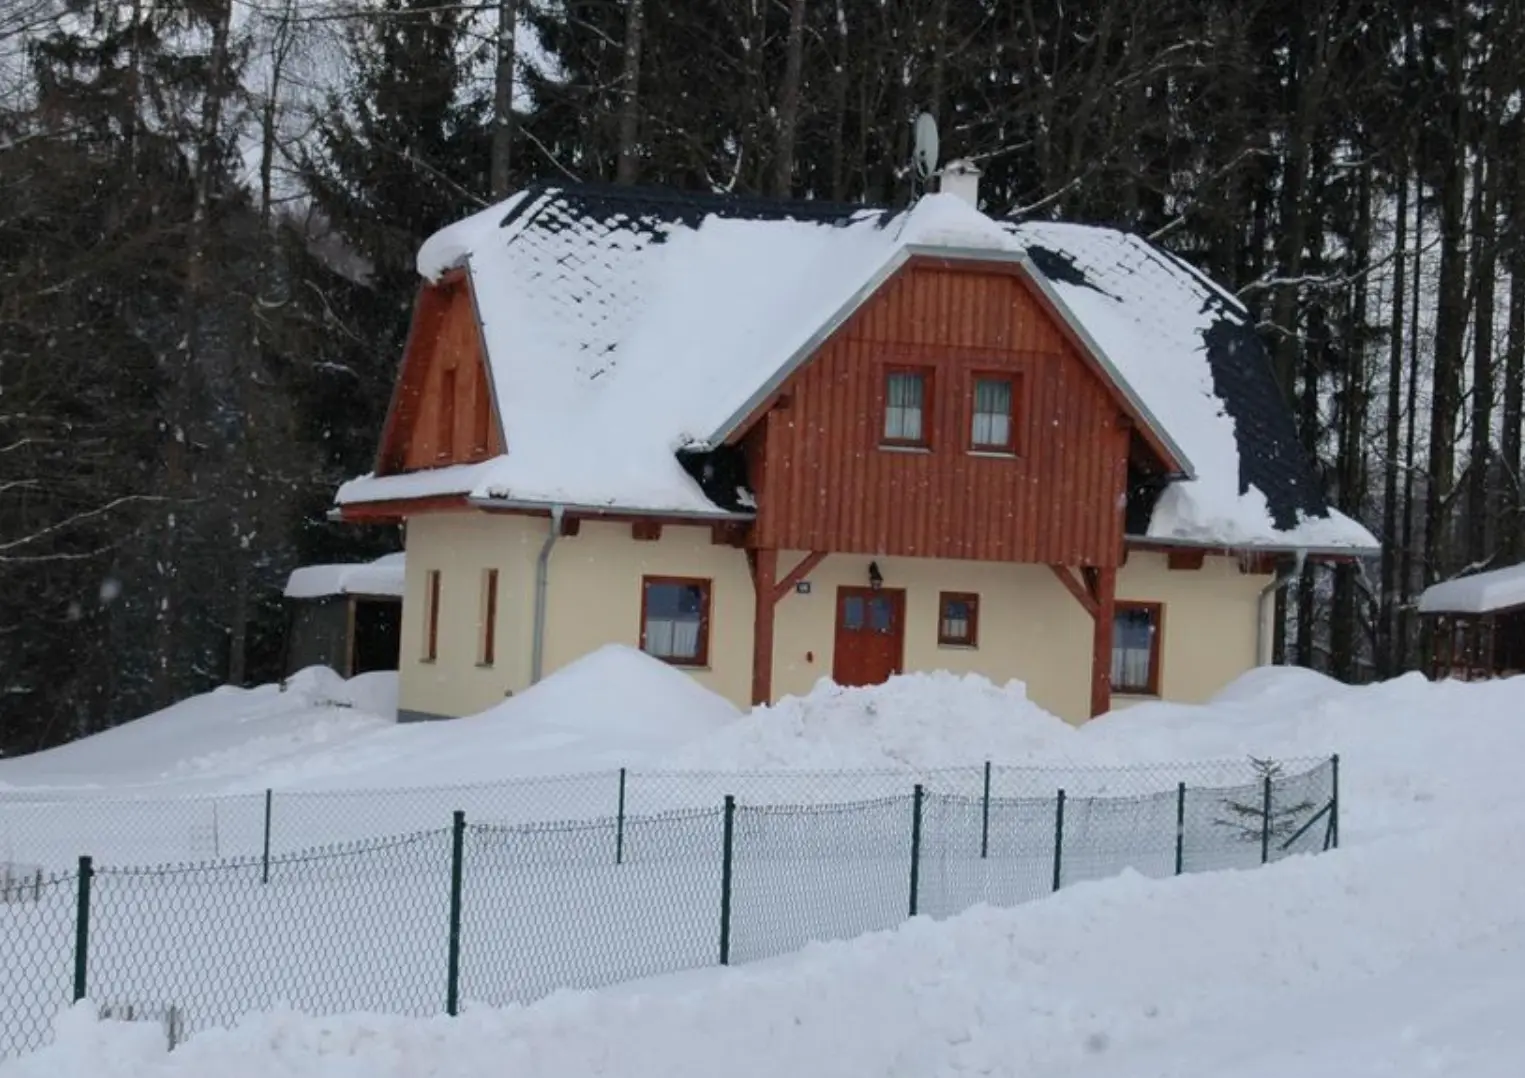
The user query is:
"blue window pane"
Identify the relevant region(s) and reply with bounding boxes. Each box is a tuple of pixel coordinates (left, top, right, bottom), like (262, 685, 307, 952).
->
(870, 597, 893, 632)
(646, 582, 704, 618)
(843, 596, 865, 630)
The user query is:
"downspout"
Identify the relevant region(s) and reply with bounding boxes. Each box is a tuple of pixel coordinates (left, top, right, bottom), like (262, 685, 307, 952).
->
(1257, 549, 1307, 666)
(530, 505, 565, 684)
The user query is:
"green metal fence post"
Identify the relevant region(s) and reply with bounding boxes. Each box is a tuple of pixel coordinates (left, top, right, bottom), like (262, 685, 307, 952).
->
(980, 761, 991, 860)
(909, 784, 924, 917)
(1260, 774, 1273, 865)
(72, 856, 93, 1003)
(615, 768, 627, 866)
(1174, 782, 1186, 876)
(719, 795, 735, 966)
(446, 811, 465, 1016)
(261, 788, 273, 884)
(1329, 754, 1340, 850)
(1052, 789, 1066, 893)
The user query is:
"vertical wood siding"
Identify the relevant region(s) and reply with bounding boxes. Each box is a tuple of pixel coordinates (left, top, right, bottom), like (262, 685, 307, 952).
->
(754, 263, 1129, 566)
(380, 277, 503, 474)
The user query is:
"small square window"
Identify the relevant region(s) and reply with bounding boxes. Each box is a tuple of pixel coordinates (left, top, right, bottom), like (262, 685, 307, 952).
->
(971, 375, 1016, 452)
(938, 592, 979, 648)
(883, 369, 931, 447)
(641, 577, 712, 666)
(1112, 602, 1162, 695)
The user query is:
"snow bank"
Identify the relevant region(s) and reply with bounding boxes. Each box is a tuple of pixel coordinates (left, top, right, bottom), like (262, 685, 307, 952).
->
(669, 671, 1094, 771)
(14, 810, 1525, 1078)
(0, 669, 396, 794)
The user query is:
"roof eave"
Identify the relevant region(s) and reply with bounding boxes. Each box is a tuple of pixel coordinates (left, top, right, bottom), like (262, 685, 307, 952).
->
(1126, 534, 1381, 559)
(465, 495, 756, 522)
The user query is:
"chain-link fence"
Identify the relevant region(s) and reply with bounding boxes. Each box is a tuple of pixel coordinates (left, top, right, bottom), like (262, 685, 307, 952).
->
(1, 756, 1338, 1060)
(1, 758, 1326, 870)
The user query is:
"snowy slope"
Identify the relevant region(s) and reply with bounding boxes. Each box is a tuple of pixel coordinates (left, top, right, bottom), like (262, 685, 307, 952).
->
(9, 808, 1524, 1078)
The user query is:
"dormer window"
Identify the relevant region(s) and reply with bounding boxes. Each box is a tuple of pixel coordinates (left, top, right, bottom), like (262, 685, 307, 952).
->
(971, 375, 1016, 453)
(883, 368, 931, 448)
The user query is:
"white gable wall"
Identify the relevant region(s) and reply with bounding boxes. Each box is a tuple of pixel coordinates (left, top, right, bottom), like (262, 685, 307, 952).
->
(398, 512, 1273, 725)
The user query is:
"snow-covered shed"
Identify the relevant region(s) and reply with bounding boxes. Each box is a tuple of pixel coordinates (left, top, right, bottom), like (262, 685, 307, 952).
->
(281, 553, 405, 679)
(1419, 564, 1525, 681)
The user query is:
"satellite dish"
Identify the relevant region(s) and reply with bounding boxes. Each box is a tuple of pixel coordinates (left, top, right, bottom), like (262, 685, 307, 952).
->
(912, 112, 940, 180)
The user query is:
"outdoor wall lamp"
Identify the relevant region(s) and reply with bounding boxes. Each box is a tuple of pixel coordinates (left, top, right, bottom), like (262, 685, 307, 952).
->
(868, 561, 884, 590)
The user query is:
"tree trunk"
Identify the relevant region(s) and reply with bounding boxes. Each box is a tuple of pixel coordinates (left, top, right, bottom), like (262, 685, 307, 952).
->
(1399, 178, 1425, 672)
(1424, 37, 1470, 651)
(1378, 170, 1409, 676)
(490, 0, 518, 198)
(770, 0, 807, 198)
(1331, 166, 1372, 681)
(1466, 148, 1498, 565)
(615, 0, 645, 185)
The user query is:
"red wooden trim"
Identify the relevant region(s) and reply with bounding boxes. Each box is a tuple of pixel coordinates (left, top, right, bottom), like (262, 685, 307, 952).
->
(937, 591, 980, 647)
(773, 550, 827, 604)
(559, 515, 581, 536)
(751, 549, 778, 704)
(632, 521, 663, 542)
(967, 370, 1021, 454)
(711, 521, 749, 547)
(424, 569, 441, 662)
(720, 255, 1184, 477)
(638, 575, 712, 667)
(340, 494, 473, 522)
(1050, 565, 1099, 619)
(1111, 599, 1164, 698)
(436, 366, 459, 461)
(480, 568, 498, 665)
(1090, 566, 1118, 717)
(1167, 549, 1206, 571)
(376, 281, 453, 474)
(879, 364, 935, 448)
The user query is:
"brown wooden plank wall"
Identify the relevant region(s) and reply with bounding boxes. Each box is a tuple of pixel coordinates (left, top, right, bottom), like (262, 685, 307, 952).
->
(754, 262, 1130, 566)
(381, 277, 503, 474)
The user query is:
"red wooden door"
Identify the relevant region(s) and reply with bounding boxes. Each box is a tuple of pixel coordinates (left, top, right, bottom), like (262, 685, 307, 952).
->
(833, 587, 906, 687)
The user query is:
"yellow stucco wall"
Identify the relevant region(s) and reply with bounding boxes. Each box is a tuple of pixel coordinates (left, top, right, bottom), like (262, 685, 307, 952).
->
(398, 512, 1274, 724)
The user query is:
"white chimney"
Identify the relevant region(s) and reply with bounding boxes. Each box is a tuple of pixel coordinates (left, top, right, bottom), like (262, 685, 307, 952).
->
(939, 159, 981, 208)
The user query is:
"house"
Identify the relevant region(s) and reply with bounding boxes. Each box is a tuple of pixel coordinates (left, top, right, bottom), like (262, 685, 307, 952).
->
(335, 173, 1378, 724)
(1419, 564, 1525, 681)
(281, 553, 405, 680)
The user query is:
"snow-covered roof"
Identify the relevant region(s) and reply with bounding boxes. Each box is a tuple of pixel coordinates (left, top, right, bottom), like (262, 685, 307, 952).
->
(1419, 564, 1525, 615)
(284, 553, 405, 600)
(338, 182, 1377, 551)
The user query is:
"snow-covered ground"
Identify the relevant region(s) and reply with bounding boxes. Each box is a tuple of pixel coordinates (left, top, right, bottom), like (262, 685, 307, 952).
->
(2, 649, 1522, 1076)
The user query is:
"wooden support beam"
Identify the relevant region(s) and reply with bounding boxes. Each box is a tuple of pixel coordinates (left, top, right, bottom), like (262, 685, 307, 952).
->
(773, 551, 827, 604)
(1090, 564, 1117, 718)
(559, 515, 581, 537)
(631, 520, 662, 541)
(1167, 549, 1205, 571)
(711, 521, 749, 547)
(1049, 565, 1098, 619)
(751, 548, 779, 706)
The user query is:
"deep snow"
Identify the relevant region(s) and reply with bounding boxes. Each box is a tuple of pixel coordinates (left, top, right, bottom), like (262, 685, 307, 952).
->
(5, 651, 1525, 1076)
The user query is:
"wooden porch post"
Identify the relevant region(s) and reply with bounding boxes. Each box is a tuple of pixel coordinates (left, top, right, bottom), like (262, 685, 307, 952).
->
(1090, 565, 1117, 718)
(750, 548, 779, 706)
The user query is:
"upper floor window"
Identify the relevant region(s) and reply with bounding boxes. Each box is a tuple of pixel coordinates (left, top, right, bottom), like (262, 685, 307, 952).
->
(883, 368, 931, 447)
(641, 576, 711, 666)
(971, 375, 1016, 452)
(1111, 601, 1162, 695)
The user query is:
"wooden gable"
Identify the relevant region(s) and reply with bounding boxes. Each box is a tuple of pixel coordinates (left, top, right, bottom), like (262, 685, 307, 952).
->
(376, 270, 503, 476)
(745, 258, 1138, 566)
